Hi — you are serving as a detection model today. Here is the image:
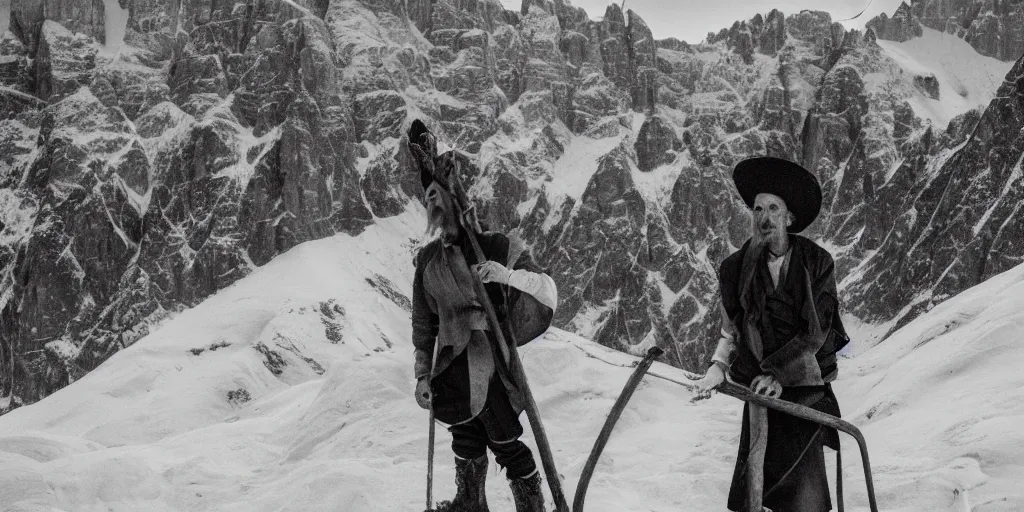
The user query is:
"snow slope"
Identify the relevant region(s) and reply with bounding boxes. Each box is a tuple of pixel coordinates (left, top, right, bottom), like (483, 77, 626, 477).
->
(1, 206, 1023, 511)
(875, 27, 1014, 128)
(0, 2, 9, 41)
(101, 0, 129, 52)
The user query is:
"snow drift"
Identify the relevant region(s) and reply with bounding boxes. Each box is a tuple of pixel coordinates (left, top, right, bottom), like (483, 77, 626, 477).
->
(0, 206, 1022, 511)
(875, 27, 1013, 127)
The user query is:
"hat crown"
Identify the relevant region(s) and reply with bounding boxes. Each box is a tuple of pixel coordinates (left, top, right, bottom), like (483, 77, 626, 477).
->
(732, 157, 822, 233)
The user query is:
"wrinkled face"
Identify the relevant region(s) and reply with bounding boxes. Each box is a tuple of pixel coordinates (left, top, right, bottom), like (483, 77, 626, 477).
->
(751, 193, 793, 246)
(424, 181, 458, 238)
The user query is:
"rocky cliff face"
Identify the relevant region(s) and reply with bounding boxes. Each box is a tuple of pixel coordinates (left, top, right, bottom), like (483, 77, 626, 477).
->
(1, 0, 1022, 413)
(867, 0, 1024, 62)
(867, 1, 924, 43)
(845, 55, 1024, 330)
(10, 0, 107, 54)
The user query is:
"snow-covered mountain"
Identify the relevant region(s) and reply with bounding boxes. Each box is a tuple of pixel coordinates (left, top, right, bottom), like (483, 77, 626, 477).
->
(1, 209, 1022, 511)
(1, 0, 1023, 415)
(873, 27, 1009, 127)
(867, 0, 1024, 62)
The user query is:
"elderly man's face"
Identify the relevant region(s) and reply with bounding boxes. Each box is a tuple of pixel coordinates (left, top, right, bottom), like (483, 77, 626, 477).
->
(752, 193, 792, 246)
(425, 181, 458, 239)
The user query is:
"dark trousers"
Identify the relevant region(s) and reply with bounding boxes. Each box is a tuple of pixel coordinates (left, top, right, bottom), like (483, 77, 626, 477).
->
(449, 378, 536, 479)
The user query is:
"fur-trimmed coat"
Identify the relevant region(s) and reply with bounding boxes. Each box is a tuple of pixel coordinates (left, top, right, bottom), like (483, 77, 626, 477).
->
(716, 235, 849, 512)
(715, 235, 849, 387)
(411, 231, 554, 425)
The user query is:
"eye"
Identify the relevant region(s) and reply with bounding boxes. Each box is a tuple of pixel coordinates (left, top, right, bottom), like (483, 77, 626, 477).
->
(769, 204, 778, 211)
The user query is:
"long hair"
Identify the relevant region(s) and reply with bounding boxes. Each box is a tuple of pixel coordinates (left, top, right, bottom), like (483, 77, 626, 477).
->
(749, 214, 769, 251)
(424, 184, 460, 241)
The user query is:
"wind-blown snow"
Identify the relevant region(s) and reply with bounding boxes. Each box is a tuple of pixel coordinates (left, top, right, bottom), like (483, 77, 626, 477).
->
(631, 150, 687, 207)
(973, 154, 1024, 236)
(539, 127, 628, 232)
(876, 27, 1013, 128)
(545, 131, 626, 202)
(0, 1, 9, 38)
(102, 0, 129, 52)
(1, 206, 1023, 510)
(835, 262, 1024, 511)
(0, 188, 38, 312)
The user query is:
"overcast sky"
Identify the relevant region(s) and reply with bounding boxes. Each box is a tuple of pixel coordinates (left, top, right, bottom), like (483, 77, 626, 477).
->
(500, 0, 908, 43)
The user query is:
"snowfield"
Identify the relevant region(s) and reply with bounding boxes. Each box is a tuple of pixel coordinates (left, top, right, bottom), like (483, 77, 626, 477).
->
(0, 207, 1022, 511)
(875, 27, 1014, 128)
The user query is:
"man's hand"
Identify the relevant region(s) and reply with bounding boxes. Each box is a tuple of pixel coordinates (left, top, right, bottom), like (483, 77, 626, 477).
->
(415, 377, 431, 410)
(751, 374, 782, 398)
(473, 261, 511, 284)
(687, 363, 726, 403)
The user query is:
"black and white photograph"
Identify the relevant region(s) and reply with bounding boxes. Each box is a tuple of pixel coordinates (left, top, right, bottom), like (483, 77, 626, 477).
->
(0, 0, 1022, 510)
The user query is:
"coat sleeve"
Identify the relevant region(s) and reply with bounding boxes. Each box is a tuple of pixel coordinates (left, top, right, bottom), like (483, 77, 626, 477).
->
(810, 253, 838, 338)
(488, 233, 556, 343)
(711, 301, 738, 369)
(758, 250, 837, 383)
(712, 255, 742, 369)
(478, 232, 558, 312)
(412, 250, 439, 379)
(506, 239, 558, 312)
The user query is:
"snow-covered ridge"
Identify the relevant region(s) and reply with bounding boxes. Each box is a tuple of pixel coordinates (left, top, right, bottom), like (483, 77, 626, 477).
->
(1, 208, 1022, 510)
(875, 27, 1013, 127)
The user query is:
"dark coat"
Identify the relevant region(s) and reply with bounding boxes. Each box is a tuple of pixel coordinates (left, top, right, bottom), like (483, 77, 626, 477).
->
(718, 235, 848, 511)
(718, 235, 849, 387)
(411, 230, 551, 425)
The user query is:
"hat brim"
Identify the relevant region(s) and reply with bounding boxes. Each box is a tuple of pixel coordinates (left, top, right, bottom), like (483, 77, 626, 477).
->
(733, 157, 822, 233)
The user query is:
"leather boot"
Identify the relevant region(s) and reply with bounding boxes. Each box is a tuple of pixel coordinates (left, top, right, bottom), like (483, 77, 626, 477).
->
(434, 455, 489, 512)
(508, 471, 545, 512)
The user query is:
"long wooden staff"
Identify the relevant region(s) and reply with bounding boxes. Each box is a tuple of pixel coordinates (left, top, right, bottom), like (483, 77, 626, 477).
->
(425, 338, 441, 511)
(572, 347, 663, 512)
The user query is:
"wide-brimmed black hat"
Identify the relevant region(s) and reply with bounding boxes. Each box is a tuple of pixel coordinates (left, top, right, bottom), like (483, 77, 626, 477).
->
(733, 156, 822, 233)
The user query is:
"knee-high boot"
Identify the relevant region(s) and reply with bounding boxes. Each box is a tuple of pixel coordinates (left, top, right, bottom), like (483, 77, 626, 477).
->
(508, 471, 545, 512)
(434, 455, 489, 512)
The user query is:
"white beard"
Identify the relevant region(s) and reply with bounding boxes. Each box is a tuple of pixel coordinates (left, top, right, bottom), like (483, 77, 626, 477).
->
(749, 216, 786, 253)
(426, 204, 459, 242)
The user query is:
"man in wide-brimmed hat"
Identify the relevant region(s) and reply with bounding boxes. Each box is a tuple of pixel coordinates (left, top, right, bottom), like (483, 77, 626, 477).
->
(692, 156, 850, 512)
(408, 121, 558, 512)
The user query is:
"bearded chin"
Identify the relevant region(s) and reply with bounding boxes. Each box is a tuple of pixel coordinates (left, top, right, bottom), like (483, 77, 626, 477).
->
(426, 206, 458, 241)
(750, 231, 766, 250)
(749, 219, 786, 253)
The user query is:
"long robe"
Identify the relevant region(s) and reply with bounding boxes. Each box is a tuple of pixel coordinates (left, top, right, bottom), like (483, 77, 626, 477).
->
(718, 235, 849, 512)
